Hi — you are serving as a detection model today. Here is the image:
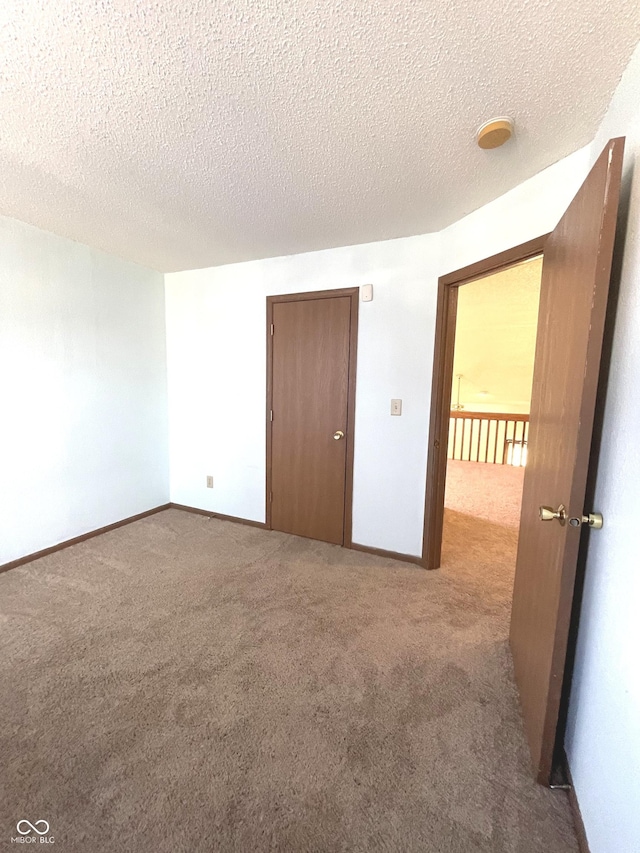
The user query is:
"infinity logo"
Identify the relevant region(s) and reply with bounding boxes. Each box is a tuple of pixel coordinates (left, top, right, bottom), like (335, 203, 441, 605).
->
(16, 820, 50, 836)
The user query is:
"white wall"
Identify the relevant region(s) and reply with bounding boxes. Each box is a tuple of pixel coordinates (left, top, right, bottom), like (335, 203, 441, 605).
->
(165, 234, 439, 556)
(452, 257, 542, 414)
(564, 45, 640, 853)
(0, 215, 169, 565)
(439, 146, 592, 271)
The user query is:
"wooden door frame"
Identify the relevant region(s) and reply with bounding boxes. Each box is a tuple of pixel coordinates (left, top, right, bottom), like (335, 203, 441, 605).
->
(266, 288, 359, 547)
(421, 235, 550, 570)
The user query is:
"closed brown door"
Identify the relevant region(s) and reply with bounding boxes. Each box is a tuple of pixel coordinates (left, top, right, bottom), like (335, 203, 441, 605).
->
(510, 137, 624, 784)
(268, 290, 357, 545)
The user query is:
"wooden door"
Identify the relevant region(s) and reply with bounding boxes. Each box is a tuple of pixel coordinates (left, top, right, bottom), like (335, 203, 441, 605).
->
(268, 290, 358, 545)
(510, 137, 625, 784)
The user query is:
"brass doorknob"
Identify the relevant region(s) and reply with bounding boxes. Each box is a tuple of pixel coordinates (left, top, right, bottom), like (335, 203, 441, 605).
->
(333, 430, 345, 440)
(539, 504, 567, 523)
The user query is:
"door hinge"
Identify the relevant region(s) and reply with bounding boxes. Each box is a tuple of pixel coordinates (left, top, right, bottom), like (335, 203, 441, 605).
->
(269, 491, 273, 503)
(270, 410, 273, 422)
(270, 323, 274, 336)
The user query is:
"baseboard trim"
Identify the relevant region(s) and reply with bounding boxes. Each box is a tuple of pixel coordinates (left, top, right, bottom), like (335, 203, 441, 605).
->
(170, 506, 421, 564)
(0, 504, 171, 575)
(349, 541, 424, 567)
(566, 761, 591, 853)
(170, 506, 423, 566)
(169, 503, 268, 529)
(1, 503, 421, 574)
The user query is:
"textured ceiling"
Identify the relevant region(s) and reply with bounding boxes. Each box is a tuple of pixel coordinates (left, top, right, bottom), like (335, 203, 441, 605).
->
(1, 2, 639, 272)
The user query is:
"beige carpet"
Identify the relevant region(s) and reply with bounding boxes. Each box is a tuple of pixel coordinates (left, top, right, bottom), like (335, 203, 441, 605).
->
(0, 508, 577, 852)
(445, 459, 525, 529)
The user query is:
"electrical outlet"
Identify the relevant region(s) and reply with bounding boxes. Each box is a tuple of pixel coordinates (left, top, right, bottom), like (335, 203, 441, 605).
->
(206, 475, 214, 488)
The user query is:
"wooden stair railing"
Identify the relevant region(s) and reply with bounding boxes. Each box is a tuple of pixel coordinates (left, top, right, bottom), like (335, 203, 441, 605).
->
(448, 411, 529, 466)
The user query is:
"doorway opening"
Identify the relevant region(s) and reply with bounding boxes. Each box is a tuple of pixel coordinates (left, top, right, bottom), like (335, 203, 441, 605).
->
(422, 235, 549, 572)
(444, 255, 543, 565)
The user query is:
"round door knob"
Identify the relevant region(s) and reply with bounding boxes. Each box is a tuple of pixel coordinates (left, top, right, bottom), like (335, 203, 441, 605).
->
(333, 430, 345, 440)
(539, 504, 566, 523)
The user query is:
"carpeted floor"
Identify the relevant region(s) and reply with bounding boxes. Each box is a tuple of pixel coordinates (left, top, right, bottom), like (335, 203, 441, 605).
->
(0, 506, 577, 852)
(445, 459, 525, 530)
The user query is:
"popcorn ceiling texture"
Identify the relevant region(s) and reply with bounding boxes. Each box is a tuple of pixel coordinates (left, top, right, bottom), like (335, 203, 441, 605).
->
(0, 1, 639, 272)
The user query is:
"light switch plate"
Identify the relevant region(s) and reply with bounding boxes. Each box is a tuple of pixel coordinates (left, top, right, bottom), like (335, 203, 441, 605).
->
(391, 399, 402, 416)
(206, 475, 214, 488)
(361, 284, 373, 302)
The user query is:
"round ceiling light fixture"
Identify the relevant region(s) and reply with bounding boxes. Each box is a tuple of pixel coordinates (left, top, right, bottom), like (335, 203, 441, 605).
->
(476, 117, 514, 149)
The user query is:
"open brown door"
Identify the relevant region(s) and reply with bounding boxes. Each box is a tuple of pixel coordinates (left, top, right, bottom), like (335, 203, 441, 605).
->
(510, 137, 625, 784)
(267, 289, 358, 546)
